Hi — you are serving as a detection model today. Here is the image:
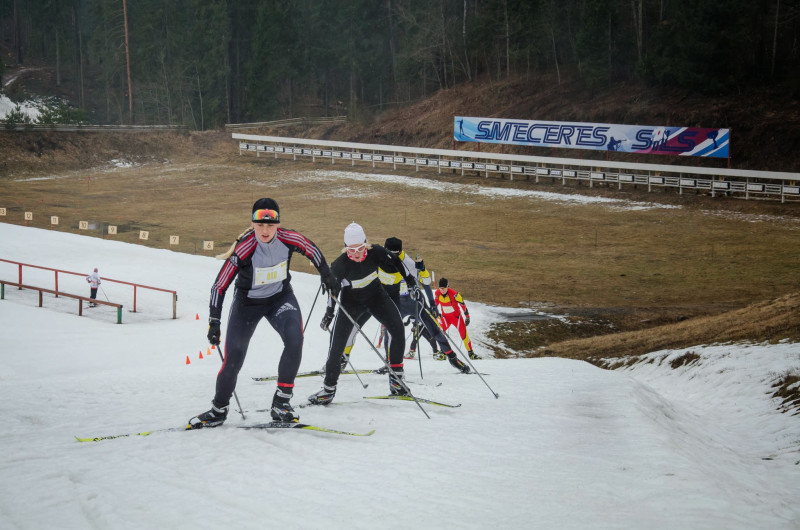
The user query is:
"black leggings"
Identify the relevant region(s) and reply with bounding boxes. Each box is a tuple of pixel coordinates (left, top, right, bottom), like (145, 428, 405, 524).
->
(324, 288, 404, 387)
(214, 290, 303, 406)
(395, 295, 452, 354)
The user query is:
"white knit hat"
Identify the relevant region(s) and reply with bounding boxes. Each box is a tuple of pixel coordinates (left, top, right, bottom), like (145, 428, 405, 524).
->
(344, 222, 366, 246)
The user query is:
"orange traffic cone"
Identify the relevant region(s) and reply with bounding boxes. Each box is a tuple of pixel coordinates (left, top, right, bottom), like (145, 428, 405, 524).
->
(199, 350, 204, 359)
(196, 313, 200, 320)
(211, 344, 216, 350)
(185, 355, 191, 365)
(207, 347, 212, 357)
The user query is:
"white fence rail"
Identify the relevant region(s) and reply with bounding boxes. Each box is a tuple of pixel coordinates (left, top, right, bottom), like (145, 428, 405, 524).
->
(225, 116, 346, 130)
(232, 133, 800, 203)
(0, 124, 188, 132)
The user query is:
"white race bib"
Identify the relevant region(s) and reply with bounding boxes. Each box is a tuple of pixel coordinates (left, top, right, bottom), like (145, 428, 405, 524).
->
(254, 262, 287, 285)
(442, 305, 455, 314)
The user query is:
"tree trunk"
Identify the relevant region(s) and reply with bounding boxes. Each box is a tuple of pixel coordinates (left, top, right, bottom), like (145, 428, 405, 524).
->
(387, 0, 398, 98)
(196, 67, 204, 131)
(72, 6, 85, 108)
(122, 0, 133, 124)
(504, 0, 510, 78)
(550, 27, 561, 85)
(632, 0, 643, 62)
(462, 0, 471, 81)
(13, 0, 23, 63)
(55, 27, 61, 86)
(771, 0, 780, 80)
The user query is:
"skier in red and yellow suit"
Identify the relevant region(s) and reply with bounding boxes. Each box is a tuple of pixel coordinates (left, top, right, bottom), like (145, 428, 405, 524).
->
(434, 278, 479, 359)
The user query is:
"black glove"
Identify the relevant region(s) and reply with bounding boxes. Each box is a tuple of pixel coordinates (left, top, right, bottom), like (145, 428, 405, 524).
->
(321, 272, 340, 298)
(430, 306, 440, 319)
(415, 260, 425, 271)
(464, 314, 471, 326)
(320, 307, 334, 331)
(207, 318, 221, 345)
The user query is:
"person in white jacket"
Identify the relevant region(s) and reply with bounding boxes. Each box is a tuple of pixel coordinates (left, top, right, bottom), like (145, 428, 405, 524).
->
(86, 268, 101, 307)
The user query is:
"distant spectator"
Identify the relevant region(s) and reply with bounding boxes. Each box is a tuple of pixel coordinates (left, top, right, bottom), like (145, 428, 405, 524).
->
(86, 268, 101, 307)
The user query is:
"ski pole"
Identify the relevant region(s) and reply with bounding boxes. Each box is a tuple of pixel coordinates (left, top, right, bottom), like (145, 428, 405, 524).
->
(214, 342, 246, 419)
(418, 301, 499, 399)
(324, 303, 369, 390)
(343, 354, 369, 389)
(302, 284, 323, 334)
(332, 292, 430, 419)
(100, 285, 110, 302)
(414, 296, 425, 379)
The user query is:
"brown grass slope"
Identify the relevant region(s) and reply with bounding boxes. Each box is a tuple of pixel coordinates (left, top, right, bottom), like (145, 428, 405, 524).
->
(534, 290, 800, 364)
(315, 73, 800, 172)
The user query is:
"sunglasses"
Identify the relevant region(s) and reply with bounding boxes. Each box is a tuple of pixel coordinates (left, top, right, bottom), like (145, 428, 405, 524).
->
(345, 243, 367, 255)
(252, 209, 280, 222)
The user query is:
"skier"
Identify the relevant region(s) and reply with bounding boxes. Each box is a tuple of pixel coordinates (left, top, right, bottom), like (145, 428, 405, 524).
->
(188, 198, 339, 428)
(310, 223, 416, 405)
(435, 278, 479, 359)
(328, 237, 469, 373)
(377, 237, 468, 371)
(85, 268, 101, 307)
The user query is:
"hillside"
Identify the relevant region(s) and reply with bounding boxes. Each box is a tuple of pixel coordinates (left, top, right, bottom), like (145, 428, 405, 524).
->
(3, 69, 800, 174)
(307, 73, 800, 173)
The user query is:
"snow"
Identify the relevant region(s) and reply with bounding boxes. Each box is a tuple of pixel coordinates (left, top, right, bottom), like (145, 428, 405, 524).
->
(0, 93, 42, 121)
(303, 169, 682, 211)
(0, 222, 798, 529)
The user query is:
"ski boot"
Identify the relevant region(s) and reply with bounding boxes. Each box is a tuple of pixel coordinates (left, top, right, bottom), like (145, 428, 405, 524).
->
(447, 353, 470, 374)
(468, 350, 480, 360)
(432, 351, 446, 361)
(187, 401, 229, 429)
(389, 368, 408, 396)
(270, 388, 298, 422)
(406, 347, 416, 359)
(308, 384, 337, 405)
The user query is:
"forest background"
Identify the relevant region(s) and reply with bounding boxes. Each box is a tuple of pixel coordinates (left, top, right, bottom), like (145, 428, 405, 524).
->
(2, 1, 800, 406)
(2, 0, 799, 132)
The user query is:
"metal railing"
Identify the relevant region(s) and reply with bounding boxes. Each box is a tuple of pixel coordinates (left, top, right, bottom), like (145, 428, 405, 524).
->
(0, 258, 178, 319)
(225, 116, 346, 130)
(0, 280, 124, 323)
(0, 123, 188, 132)
(232, 133, 800, 203)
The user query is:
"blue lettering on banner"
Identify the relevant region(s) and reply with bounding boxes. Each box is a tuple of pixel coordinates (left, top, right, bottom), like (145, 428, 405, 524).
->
(456, 116, 729, 159)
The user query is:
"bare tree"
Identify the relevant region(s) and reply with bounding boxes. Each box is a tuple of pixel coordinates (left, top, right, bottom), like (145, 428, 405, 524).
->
(122, 0, 133, 124)
(772, 0, 780, 80)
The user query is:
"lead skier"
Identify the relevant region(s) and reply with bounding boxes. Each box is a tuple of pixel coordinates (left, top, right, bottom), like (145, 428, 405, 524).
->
(188, 198, 338, 428)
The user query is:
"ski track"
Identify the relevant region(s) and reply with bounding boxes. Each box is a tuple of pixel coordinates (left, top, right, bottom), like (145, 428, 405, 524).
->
(0, 223, 798, 529)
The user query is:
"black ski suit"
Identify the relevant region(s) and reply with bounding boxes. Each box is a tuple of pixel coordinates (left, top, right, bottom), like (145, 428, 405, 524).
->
(209, 228, 332, 406)
(378, 255, 453, 356)
(323, 244, 415, 387)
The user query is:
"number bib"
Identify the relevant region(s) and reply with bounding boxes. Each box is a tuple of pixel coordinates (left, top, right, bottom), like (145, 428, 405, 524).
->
(254, 262, 287, 286)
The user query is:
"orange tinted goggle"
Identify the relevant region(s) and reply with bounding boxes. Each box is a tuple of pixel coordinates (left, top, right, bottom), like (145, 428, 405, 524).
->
(253, 209, 280, 223)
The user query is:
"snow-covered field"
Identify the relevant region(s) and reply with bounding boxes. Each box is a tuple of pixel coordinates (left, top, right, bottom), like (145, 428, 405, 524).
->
(0, 222, 798, 529)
